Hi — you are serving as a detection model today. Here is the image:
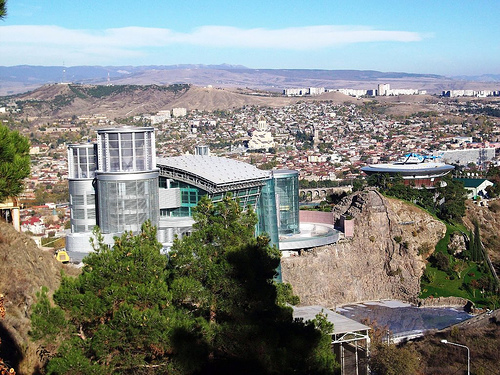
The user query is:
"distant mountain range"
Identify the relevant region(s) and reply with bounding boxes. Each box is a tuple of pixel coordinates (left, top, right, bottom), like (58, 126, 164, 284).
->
(1, 64, 499, 96)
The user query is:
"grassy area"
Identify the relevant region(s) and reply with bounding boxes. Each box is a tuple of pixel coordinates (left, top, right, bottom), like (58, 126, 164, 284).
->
(434, 223, 469, 253)
(420, 224, 496, 307)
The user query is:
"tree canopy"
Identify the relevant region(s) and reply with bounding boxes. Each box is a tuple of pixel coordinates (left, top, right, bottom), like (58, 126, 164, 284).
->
(0, 0, 6, 19)
(365, 173, 467, 223)
(31, 197, 339, 374)
(0, 124, 31, 202)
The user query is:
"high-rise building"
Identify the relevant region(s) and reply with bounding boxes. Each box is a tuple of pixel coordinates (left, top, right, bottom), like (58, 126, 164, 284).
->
(377, 83, 390, 96)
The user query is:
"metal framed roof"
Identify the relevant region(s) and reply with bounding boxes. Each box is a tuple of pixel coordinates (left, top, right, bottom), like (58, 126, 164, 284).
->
(292, 305, 370, 336)
(157, 155, 270, 193)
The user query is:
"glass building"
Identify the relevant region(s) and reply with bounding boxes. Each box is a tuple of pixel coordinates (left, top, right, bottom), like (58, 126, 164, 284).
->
(66, 127, 159, 260)
(272, 170, 300, 236)
(156, 155, 270, 248)
(257, 177, 279, 248)
(96, 127, 159, 234)
(66, 129, 339, 261)
(66, 143, 98, 259)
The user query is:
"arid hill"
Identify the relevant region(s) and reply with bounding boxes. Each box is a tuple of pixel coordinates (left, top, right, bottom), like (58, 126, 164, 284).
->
(13, 83, 372, 121)
(12, 82, 458, 123)
(3, 65, 499, 96)
(16, 84, 190, 121)
(0, 221, 78, 374)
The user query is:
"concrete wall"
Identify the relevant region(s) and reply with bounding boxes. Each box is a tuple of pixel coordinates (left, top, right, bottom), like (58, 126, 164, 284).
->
(299, 210, 334, 225)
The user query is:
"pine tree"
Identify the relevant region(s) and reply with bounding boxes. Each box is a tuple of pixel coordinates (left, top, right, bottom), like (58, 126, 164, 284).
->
(31, 200, 339, 374)
(0, 125, 31, 201)
(472, 220, 483, 262)
(32, 222, 182, 374)
(169, 196, 339, 374)
(0, 0, 6, 20)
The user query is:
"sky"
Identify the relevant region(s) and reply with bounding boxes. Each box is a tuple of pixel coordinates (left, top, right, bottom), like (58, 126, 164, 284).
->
(1, 0, 499, 76)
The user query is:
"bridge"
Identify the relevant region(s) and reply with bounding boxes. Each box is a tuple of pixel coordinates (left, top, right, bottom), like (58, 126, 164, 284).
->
(299, 186, 352, 201)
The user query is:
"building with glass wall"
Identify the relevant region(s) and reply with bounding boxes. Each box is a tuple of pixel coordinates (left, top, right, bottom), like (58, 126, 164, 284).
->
(95, 127, 159, 235)
(66, 127, 340, 261)
(272, 170, 300, 236)
(66, 143, 98, 260)
(156, 155, 272, 248)
(66, 127, 159, 260)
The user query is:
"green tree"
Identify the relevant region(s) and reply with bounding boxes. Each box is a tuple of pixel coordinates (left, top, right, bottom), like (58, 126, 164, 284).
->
(32, 201, 339, 374)
(437, 175, 467, 223)
(0, 124, 31, 201)
(31, 222, 181, 374)
(0, 0, 6, 19)
(468, 220, 483, 262)
(169, 195, 339, 374)
(370, 344, 419, 375)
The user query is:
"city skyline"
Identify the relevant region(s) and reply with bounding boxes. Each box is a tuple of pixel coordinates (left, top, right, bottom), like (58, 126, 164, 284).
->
(1, 1, 499, 76)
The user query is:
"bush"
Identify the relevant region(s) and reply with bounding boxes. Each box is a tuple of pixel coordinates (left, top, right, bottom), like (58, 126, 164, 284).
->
(431, 252, 450, 272)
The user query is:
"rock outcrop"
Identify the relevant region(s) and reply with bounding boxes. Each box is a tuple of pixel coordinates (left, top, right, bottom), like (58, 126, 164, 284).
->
(281, 189, 446, 307)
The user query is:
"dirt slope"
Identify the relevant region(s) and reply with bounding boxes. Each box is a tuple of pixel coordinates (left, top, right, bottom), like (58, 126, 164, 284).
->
(0, 221, 76, 374)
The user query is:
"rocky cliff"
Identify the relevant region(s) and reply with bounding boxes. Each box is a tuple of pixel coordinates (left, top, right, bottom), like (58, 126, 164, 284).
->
(281, 189, 446, 307)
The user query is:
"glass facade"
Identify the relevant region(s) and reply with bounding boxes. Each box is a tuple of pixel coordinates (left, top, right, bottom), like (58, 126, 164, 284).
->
(68, 143, 97, 179)
(95, 127, 159, 235)
(273, 170, 300, 235)
(160, 179, 206, 217)
(159, 177, 262, 218)
(257, 178, 279, 249)
(67, 144, 98, 235)
(97, 174, 159, 234)
(97, 128, 155, 173)
(69, 180, 96, 233)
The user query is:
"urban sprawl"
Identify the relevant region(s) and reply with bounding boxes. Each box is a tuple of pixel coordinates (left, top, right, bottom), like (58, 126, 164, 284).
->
(2, 84, 500, 242)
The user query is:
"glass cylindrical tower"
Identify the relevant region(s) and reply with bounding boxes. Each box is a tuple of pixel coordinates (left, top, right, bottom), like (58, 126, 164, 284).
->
(257, 176, 279, 248)
(96, 127, 159, 234)
(67, 143, 98, 259)
(273, 170, 300, 235)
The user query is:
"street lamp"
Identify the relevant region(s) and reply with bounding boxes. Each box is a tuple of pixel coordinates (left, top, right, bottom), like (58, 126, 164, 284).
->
(441, 339, 470, 375)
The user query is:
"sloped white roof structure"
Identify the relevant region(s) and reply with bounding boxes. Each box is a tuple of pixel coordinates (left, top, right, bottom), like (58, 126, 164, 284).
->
(157, 155, 270, 193)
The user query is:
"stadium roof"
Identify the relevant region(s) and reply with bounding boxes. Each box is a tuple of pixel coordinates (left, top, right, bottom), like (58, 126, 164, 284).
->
(157, 155, 270, 193)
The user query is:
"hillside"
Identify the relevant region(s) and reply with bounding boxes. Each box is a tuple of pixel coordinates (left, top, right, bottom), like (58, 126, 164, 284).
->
(15, 83, 190, 121)
(464, 199, 500, 275)
(9, 83, 367, 120)
(0, 221, 78, 374)
(281, 189, 446, 307)
(3, 65, 500, 96)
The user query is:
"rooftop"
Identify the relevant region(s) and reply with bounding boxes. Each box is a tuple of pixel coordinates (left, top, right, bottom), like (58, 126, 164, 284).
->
(455, 178, 492, 188)
(157, 155, 270, 189)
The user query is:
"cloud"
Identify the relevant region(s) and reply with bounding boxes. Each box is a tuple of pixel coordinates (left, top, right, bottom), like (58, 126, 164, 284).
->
(182, 26, 423, 49)
(1, 24, 423, 49)
(0, 24, 425, 65)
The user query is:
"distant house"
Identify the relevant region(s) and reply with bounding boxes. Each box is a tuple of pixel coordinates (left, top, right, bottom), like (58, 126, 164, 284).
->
(21, 216, 45, 235)
(0, 197, 21, 231)
(455, 178, 494, 199)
